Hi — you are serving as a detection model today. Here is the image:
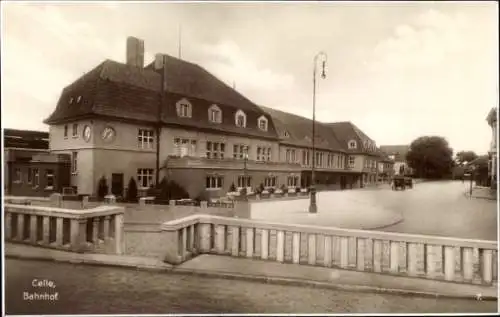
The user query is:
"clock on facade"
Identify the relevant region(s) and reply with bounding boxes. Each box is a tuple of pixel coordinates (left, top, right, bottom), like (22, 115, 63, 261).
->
(101, 126, 116, 143)
(82, 125, 92, 142)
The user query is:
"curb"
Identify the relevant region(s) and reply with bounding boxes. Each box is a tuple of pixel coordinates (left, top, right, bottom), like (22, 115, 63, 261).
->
(6, 252, 496, 301)
(365, 217, 404, 230)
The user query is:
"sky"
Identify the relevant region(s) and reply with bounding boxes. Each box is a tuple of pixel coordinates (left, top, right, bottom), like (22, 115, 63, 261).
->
(1, 1, 498, 155)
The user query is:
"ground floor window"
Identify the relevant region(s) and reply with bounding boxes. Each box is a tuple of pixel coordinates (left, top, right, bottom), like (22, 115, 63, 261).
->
(206, 175, 223, 189)
(46, 169, 54, 189)
(137, 168, 154, 188)
(264, 176, 277, 187)
(287, 176, 299, 187)
(33, 169, 39, 187)
(237, 175, 251, 188)
(13, 168, 21, 183)
(27, 168, 32, 184)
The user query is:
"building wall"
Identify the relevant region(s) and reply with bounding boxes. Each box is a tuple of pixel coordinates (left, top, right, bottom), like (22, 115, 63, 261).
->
(7, 161, 70, 197)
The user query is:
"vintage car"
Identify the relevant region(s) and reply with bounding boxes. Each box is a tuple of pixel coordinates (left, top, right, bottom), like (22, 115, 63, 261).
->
(392, 176, 406, 191)
(404, 177, 413, 189)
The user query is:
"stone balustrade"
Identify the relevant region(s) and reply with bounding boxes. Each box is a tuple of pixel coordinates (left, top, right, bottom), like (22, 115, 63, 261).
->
(161, 215, 498, 286)
(4, 203, 125, 255)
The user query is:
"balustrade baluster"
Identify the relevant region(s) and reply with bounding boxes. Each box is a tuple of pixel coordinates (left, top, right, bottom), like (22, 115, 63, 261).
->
(55, 218, 64, 246)
(276, 230, 285, 263)
(29, 215, 37, 243)
(390, 241, 399, 273)
(481, 249, 493, 284)
(246, 227, 254, 258)
(425, 244, 437, 277)
(372, 240, 382, 272)
(16, 214, 24, 241)
(261, 229, 269, 260)
(406, 242, 419, 276)
(292, 232, 300, 264)
(308, 234, 316, 265)
(92, 218, 99, 243)
(5, 212, 12, 240)
(462, 247, 474, 282)
(323, 235, 333, 267)
(231, 226, 240, 256)
(357, 238, 365, 271)
(340, 236, 349, 268)
(444, 246, 455, 281)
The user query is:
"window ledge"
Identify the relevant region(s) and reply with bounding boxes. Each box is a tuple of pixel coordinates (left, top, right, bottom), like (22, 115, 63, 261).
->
(206, 188, 221, 191)
(44, 186, 54, 191)
(72, 172, 78, 176)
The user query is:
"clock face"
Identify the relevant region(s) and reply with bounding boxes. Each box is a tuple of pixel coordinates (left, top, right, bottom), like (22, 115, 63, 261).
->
(101, 126, 116, 143)
(82, 125, 92, 142)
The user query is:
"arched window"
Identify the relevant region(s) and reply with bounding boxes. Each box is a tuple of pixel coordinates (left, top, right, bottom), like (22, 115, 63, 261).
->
(208, 104, 222, 123)
(235, 109, 246, 128)
(348, 140, 357, 149)
(257, 115, 268, 131)
(176, 98, 192, 118)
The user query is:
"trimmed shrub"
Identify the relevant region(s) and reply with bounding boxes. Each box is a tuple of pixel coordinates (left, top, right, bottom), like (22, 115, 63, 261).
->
(229, 182, 237, 192)
(97, 176, 108, 200)
(126, 177, 138, 203)
(280, 184, 287, 193)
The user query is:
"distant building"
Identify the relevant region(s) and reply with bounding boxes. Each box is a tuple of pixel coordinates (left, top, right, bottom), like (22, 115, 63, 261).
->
(379, 145, 413, 176)
(4, 128, 71, 196)
(486, 107, 497, 189)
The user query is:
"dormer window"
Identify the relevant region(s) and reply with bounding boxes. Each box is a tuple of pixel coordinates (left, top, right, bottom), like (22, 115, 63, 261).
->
(257, 115, 268, 131)
(208, 104, 222, 123)
(348, 140, 357, 149)
(176, 98, 192, 118)
(235, 110, 246, 128)
(69, 97, 74, 104)
(76, 96, 82, 103)
(283, 130, 290, 138)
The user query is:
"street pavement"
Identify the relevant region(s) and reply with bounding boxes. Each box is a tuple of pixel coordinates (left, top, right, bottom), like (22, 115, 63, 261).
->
(5, 259, 497, 314)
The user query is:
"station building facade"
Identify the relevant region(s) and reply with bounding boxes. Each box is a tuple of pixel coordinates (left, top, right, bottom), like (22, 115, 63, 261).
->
(43, 37, 393, 199)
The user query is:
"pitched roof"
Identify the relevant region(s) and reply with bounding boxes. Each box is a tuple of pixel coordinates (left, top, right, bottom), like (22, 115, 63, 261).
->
(44, 56, 278, 139)
(259, 106, 345, 152)
(379, 145, 410, 162)
(4, 128, 49, 150)
(326, 121, 376, 154)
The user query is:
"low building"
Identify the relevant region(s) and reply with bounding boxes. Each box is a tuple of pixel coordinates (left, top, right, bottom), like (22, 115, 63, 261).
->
(4, 128, 71, 196)
(486, 107, 497, 189)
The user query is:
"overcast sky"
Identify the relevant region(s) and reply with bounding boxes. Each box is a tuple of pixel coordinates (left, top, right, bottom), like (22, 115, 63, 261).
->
(2, 1, 498, 154)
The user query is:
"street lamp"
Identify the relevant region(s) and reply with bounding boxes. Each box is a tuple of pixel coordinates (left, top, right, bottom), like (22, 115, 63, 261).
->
(241, 146, 249, 200)
(309, 51, 328, 214)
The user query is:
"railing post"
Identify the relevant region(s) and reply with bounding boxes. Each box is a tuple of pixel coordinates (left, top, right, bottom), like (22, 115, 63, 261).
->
(292, 232, 300, 264)
(246, 227, 254, 258)
(70, 219, 87, 252)
(372, 240, 382, 272)
(390, 241, 399, 273)
(323, 235, 333, 267)
(444, 246, 455, 281)
(215, 225, 226, 254)
(276, 230, 285, 263)
(231, 226, 240, 256)
(462, 247, 474, 282)
(261, 229, 269, 260)
(308, 234, 316, 265)
(198, 223, 211, 253)
(114, 213, 124, 255)
(42, 216, 50, 244)
(29, 215, 37, 243)
(482, 249, 493, 284)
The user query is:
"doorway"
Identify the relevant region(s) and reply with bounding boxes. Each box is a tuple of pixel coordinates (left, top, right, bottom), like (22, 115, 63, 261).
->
(340, 175, 347, 190)
(111, 173, 124, 198)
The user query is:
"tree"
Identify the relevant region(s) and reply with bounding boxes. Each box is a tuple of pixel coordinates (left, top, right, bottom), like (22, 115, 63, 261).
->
(406, 136, 454, 179)
(126, 177, 138, 203)
(229, 182, 237, 192)
(97, 176, 108, 200)
(455, 151, 478, 165)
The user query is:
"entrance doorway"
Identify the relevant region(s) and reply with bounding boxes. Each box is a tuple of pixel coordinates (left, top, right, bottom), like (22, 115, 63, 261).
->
(111, 173, 124, 198)
(340, 175, 347, 190)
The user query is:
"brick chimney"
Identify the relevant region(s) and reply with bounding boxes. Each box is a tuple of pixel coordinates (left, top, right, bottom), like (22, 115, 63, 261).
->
(154, 53, 164, 70)
(126, 36, 144, 68)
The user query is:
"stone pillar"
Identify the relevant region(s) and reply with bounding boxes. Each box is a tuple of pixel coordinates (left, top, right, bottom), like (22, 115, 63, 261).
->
(198, 223, 211, 253)
(114, 214, 124, 255)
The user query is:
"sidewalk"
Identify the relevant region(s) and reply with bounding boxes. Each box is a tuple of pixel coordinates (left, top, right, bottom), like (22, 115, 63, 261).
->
(465, 187, 497, 201)
(5, 243, 497, 301)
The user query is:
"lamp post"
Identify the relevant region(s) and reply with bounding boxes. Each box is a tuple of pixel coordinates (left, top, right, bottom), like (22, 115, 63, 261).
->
(309, 51, 328, 214)
(469, 166, 476, 197)
(241, 146, 249, 200)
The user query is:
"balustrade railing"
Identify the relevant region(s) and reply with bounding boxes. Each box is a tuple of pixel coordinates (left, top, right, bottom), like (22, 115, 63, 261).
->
(4, 204, 125, 254)
(161, 215, 498, 286)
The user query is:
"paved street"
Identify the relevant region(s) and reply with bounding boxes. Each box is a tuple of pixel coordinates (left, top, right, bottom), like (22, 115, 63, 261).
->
(5, 259, 497, 314)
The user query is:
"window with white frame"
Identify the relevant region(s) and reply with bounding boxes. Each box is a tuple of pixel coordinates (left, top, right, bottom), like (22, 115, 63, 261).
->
(287, 175, 299, 187)
(206, 141, 225, 159)
(264, 176, 277, 187)
(138, 129, 155, 149)
(348, 156, 355, 167)
(233, 144, 248, 159)
(315, 152, 323, 167)
(46, 169, 54, 189)
(33, 168, 39, 187)
(302, 149, 310, 166)
(137, 168, 154, 188)
(27, 168, 32, 184)
(257, 146, 271, 161)
(348, 140, 357, 149)
(206, 175, 223, 189)
(13, 168, 21, 183)
(208, 105, 222, 123)
(237, 175, 251, 188)
(72, 152, 78, 174)
(257, 115, 268, 131)
(174, 138, 197, 156)
(72, 124, 78, 137)
(64, 125, 68, 138)
(176, 99, 192, 118)
(235, 110, 246, 128)
(286, 149, 297, 163)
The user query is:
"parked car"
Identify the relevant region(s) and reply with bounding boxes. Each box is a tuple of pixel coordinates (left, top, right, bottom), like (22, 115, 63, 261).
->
(392, 176, 406, 191)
